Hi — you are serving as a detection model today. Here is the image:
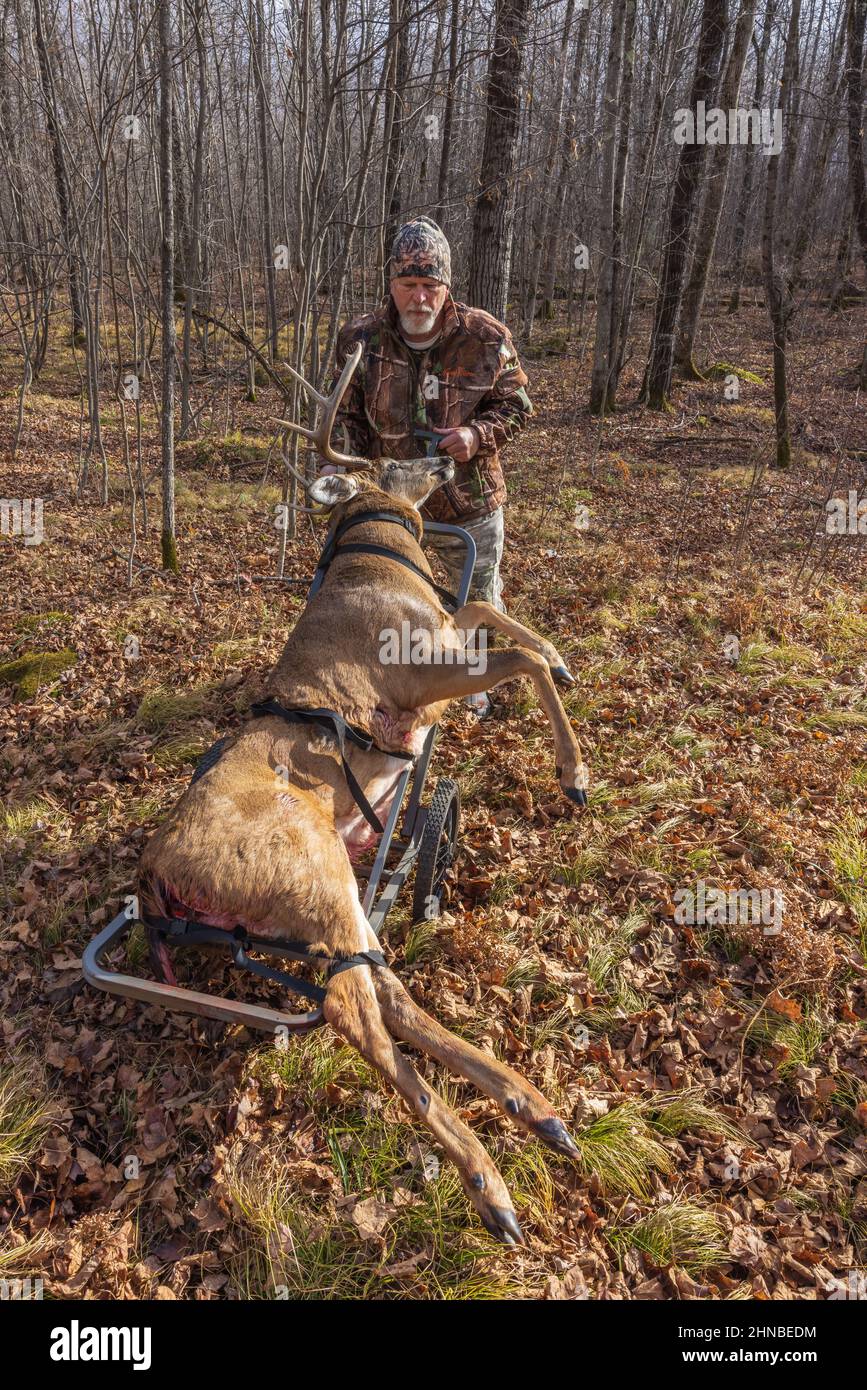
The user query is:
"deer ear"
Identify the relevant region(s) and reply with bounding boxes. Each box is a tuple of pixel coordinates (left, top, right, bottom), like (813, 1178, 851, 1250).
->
(308, 474, 362, 508)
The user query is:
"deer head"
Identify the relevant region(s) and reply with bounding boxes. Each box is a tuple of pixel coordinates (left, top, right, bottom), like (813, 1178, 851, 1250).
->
(274, 344, 454, 514)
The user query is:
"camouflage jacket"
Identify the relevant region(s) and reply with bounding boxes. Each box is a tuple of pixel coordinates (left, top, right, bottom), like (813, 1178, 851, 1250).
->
(331, 295, 533, 523)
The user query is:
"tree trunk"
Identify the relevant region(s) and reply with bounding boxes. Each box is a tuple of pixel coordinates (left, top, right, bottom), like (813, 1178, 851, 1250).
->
(384, 0, 409, 250)
(727, 0, 775, 313)
(523, 0, 576, 335)
(675, 0, 758, 374)
(645, 0, 728, 410)
(254, 0, 278, 359)
(32, 0, 85, 339)
(606, 0, 636, 405)
(434, 0, 461, 231)
(589, 0, 627, 414)
(159, 0, 178, 570)
(846, 0, 867, 267)
(468, 0, 531, 320)
(538, 9, 590, 322)
(762, 0, 801, 468)
(180, 0, 207, 436)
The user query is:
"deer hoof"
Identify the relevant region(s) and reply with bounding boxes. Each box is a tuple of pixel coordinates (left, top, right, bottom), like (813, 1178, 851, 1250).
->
(480, 1204, 524, 1247)
(564, 785, 588, 808)
(532, 1116, 580, 1158)
(551, 664, 576, 687)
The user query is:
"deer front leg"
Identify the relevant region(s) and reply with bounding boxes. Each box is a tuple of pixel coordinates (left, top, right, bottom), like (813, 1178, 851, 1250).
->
(412, 648, 588, 807)
(453, 600, 576, 688)
(323, 966, 524, 1245)
(365, 954, 578, 1158)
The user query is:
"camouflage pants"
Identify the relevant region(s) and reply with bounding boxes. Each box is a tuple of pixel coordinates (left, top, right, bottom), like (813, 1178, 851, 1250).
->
(421, 507, 505, 613)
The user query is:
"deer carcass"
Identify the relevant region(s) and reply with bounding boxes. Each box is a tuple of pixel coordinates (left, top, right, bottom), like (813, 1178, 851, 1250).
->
(139, 345, 589, 1245)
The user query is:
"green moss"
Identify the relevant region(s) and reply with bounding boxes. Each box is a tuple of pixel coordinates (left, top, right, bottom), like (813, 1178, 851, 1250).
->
(14, 611, 72, 633)
(0, 649, 77, 698)
(707, 361, 764, 385)
(161, 528, 180, 573)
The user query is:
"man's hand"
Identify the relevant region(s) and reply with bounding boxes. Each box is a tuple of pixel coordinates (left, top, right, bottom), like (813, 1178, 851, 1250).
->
(432, 425, 480, 463)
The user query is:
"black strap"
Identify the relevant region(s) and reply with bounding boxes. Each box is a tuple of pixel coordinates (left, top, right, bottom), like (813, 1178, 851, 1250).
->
(323, 508, 419, 563)
(189, 737, 231, 785)
(249, 698, 413, 835)
(312, 508, 458, 613)
(329, 542, 459, 612)
(144, 913, 387, 1004)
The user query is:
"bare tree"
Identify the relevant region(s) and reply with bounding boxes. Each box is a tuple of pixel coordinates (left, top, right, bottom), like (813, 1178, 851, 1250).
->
(159, 0, 179, 570)
(468, 0, 531, 319)
(727, 0, 776, 314)
(32, 0, 85, 341)
(675, 0, 758, 376)
(845, 0, 867, 385)
(645, 0, 728, 410)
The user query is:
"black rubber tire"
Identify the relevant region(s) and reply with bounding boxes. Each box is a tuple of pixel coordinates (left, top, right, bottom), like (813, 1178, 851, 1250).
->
(412, 777, 460, 924)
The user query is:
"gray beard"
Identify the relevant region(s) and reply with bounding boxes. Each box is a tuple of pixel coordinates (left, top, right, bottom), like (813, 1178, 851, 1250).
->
(399, 307, 438, 338)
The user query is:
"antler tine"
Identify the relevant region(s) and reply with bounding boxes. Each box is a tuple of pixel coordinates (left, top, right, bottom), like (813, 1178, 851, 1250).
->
(282, 455, 314, 490)
(273, 342, 372, 472)
(281, 358, 329, 408)
(318, 344, 371, 469)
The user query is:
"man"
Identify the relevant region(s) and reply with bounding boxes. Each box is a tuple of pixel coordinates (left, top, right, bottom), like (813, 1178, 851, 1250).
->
(330, 216, 533, 714)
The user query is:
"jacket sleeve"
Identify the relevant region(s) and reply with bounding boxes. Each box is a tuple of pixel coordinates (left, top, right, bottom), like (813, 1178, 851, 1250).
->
(331, 326, 373, 458)
(471, 333, 534, 457)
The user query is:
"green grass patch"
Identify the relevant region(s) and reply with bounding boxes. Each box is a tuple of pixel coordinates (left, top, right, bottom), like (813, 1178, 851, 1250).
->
(608, 1199, 727, 1273)
(152, 732, 214, 771)
(737, 640, 815, 678)
(136, 682, 218, 731)
(638, 1089, 744, 1142)
(571, 1101, 674, 1197)
(0, 1053, 59, 1192)
(706, 361, 764, 385)
(827, 811, 867, 948)
(212, 637, 259, 664)
(745, 1002, 828, 1078)
(804, 707, 867, 733)
(1, 796, 69, 844)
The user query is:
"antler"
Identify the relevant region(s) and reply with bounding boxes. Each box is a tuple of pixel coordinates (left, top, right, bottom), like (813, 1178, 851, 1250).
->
(274, 343, 371, 471)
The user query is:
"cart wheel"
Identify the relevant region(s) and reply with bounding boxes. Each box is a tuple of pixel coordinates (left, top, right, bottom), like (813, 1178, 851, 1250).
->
(412, 778, 460, 924)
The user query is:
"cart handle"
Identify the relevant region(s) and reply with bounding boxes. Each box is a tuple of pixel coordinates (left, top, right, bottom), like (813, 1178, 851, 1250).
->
(82, 911, 324, 1034)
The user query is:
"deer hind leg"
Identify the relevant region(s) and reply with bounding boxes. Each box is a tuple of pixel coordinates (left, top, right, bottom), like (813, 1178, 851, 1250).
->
(413, 647, 588, 807)
(453, 599, 577, 688)
(323, 963, 525, 1245)
(364, 947, 578, 1159)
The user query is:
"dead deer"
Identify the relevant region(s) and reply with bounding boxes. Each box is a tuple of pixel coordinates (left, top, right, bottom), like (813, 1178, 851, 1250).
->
(139, 344, 590, 1245)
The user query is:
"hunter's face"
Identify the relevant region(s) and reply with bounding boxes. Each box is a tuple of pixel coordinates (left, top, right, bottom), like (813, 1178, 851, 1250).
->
(390, 277, 448, 336)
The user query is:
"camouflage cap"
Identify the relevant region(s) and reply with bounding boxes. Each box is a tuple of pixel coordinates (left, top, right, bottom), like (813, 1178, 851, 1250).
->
(389, 216, 451, 286)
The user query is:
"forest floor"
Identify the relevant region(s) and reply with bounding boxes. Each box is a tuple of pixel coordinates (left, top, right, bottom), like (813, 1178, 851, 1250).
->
(1, 298, 866, 1300)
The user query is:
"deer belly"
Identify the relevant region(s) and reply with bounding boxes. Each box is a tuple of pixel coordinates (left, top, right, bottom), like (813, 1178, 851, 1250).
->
(335, 760, 409, 860)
